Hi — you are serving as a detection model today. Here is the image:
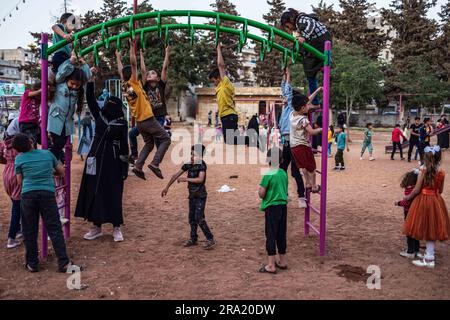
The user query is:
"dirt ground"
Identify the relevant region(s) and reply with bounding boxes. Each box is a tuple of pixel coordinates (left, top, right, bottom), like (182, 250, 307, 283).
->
(1, 125, 449, 300)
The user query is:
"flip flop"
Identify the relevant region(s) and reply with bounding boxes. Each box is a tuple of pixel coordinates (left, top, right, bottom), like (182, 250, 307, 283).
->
(275, 262, 288, 270)
(132, 168, 146, 180)
(25, 263, 38, 273)
(258, 266, 277, 274)
(148, 164, 164, 180)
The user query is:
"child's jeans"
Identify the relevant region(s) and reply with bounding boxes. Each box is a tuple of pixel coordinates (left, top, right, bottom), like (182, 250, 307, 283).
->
(8, 199, 21, 239)
(128, 126, 140, 158)
(265, 204, 287, 256)
(404, 212, 419, 254)
(189, 197, 214, 242)
(361, 141, 373, 156)
(327, 142, 332, 157)
(21, 191, 70, 270)
(52, 52, 70, 74)
(335, 149, 344, 167)
(307, 77, 320, 106)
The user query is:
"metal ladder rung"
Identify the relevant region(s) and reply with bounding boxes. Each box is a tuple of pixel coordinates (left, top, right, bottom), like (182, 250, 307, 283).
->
(308, 204, 320, 215)
(306, 221, 320, 235)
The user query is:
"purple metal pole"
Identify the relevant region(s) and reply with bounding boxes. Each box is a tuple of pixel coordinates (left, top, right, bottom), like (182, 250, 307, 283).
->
(64, 141, 72, 239)
(40, 33, 49, 260)
(319, 41, 332, 256)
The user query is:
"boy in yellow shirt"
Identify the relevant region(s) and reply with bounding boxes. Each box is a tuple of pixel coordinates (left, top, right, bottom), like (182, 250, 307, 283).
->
(116, 40, 171, 180)
(208, 43, 238, 145)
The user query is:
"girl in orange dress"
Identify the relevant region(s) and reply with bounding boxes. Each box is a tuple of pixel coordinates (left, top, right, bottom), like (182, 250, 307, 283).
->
(403, 145, 450, 268)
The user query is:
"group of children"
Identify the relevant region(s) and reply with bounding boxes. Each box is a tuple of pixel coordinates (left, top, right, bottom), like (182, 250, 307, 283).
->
(2, 9, 450, 277)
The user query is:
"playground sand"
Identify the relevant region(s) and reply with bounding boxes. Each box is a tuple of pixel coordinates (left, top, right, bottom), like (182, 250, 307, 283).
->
(1, 126, 449, 300)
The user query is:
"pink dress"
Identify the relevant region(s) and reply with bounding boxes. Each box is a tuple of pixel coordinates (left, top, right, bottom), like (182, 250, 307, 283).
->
(0, 138, 21, 201)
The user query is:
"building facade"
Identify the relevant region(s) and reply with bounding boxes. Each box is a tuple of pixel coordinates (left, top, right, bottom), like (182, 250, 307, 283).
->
(195, 86, 284, 126)
(0, 47, 37, 84)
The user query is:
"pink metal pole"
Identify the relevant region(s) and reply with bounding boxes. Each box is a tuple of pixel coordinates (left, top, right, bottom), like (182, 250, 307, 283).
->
(64, 141, 72, 239)
(319, 41, 332, 256)
(40, 33, 49, 260)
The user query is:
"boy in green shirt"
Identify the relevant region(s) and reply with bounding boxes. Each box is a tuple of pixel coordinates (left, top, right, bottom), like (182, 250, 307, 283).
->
(258, 147, 288, 274)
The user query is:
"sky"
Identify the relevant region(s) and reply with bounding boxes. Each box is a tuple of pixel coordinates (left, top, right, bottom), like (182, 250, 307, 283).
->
(0, 0, 446, 49)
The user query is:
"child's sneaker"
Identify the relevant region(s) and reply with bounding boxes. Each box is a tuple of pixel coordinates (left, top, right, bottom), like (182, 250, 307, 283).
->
(113, 227, 124, 242)
(6, 238, 21, 249)
(399, 250, 415, 259)
(340, 166, 346, 171)
(83, 227, 103, 240)
(416, 252, 424, 259)
(60, 217, 69, 225)
(360, 157, 363, 160)
(412, 259, 435, 268)
(204, 239, 216, 250)
(369, 157, 375, 161)
(298, 197, 307, 209)
(183, 239, 197, 247)
(333, 166, 340, 171)
(16, 231, 23, 239)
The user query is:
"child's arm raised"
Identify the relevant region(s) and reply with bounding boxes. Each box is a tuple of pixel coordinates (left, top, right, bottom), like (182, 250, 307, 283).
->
(115, 49, 124, 81)
(217, 43, 226, 80)
(85, 68, 101, 120)
(140, 49, 147, 81)
(129, 38, 138, 82)
(161, 169, 186, 197)
(307, 87, 323, 108)
(161, 45, 170, 83)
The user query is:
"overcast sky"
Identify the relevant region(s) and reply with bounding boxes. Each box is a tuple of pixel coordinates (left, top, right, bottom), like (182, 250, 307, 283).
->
(0, 0, 445, 49)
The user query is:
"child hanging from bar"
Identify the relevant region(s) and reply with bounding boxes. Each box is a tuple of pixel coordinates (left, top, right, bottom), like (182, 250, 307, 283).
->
(116, 38, 171, 180)
(47, 51, 91, 163)
(289, 89, 323, 194)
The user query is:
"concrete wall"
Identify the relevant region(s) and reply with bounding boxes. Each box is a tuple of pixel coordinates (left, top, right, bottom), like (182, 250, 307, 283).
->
(331, 113, 398, 128)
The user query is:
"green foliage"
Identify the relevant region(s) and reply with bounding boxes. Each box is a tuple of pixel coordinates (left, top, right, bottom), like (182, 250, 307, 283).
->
(330, 41, 383, 118)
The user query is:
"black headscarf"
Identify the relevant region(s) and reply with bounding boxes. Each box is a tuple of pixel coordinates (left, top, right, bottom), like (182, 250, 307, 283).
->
(101, 96, 125, 122)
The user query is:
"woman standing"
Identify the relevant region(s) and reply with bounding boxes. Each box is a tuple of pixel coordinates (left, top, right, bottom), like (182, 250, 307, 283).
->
(75, 69, 129, 242)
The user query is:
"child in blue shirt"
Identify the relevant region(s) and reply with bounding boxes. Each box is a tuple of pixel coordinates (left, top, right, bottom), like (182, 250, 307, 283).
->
(334, 125, 349, 170)
(51, 13, 76, 74)
(13, 133, 78, 273)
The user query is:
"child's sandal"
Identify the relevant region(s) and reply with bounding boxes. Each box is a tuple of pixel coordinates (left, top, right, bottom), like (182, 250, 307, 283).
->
(312, 185, 321, 194)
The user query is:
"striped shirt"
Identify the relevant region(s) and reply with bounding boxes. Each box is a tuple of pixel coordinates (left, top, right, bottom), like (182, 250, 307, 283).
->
(295, 14, 328, 40)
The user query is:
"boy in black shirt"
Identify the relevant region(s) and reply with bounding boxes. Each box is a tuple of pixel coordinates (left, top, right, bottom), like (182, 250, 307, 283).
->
(408, 117, 421, 162)
(162, 144, 215, 250)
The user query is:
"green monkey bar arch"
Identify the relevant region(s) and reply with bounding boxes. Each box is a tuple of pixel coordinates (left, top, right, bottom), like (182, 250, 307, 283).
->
(39, 10, 332, 259)
(44, 10, 326, 69)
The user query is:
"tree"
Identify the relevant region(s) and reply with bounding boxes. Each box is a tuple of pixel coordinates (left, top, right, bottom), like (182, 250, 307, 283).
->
(331, 41, 384, 125)
(254, 0, 287, 87)
(311, 0, 338, 36)
(435, 1, 450, 82)
(334, 0, 388, 60)
(383, 0, 439, 94)
(209, 0, 243, 82)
